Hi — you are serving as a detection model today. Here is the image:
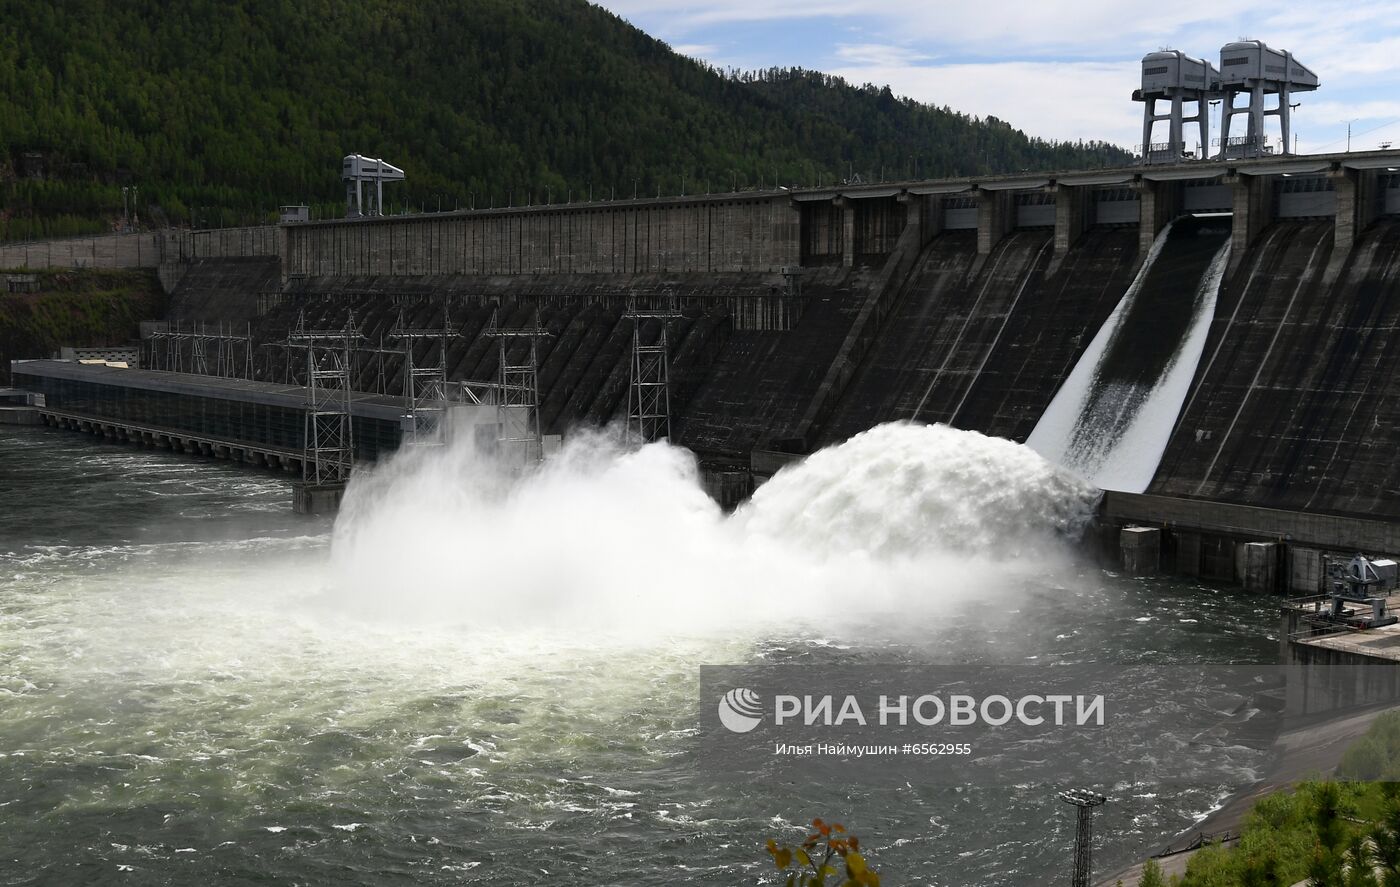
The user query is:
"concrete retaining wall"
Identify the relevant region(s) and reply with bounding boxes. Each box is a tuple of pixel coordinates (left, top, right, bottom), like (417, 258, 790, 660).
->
(0, 405, 40, 425)
(0, 232, 166, 269)
(0, 226, 278, 271)
(1104, 491, 1400, 554)
(283, 196, 801, 277)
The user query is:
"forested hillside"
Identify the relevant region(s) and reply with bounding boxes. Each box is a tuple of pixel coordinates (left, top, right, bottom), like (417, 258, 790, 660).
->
(0, 0, 1130, 240)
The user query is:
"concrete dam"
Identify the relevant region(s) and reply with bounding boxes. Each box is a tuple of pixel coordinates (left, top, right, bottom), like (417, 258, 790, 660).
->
(14, 149, 1400, 588)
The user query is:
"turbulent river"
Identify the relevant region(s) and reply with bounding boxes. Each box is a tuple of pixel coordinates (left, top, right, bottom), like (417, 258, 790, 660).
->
(0, 423, 1278, 885)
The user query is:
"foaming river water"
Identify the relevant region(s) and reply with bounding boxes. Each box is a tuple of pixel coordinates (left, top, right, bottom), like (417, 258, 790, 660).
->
(0, 424, 1278, 885)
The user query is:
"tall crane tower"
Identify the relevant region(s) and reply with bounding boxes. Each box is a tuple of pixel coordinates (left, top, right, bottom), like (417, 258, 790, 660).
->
(1217, 41, 1318, 159)
(343, 154, 405, 217)
(1134, 50, 1220, 164)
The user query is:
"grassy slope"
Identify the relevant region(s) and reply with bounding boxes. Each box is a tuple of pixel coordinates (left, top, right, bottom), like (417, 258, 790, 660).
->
(0, 269, 166, 383)
(1166, 711, 1400, 885)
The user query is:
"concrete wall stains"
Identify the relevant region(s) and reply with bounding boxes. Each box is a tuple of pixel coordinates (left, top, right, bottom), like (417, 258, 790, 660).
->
(282, 197, 801, 278)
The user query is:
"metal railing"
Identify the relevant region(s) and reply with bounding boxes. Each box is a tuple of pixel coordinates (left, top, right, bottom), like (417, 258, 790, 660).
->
(1157, 830, 1239, 858)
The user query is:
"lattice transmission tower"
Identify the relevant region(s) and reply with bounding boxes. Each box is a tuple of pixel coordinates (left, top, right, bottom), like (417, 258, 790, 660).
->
(146, 324, 172, 371)
(624, 293, 682, 442)
(189, 322, 210, 376)
(289, 310, 359, 487)
(389, 299, 454, 443)
(484, 308, 550, 465)
(208, 322, 254, 379)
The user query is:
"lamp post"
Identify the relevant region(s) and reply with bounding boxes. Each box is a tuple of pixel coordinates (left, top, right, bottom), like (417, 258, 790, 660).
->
(1059, 789, 1108, 887)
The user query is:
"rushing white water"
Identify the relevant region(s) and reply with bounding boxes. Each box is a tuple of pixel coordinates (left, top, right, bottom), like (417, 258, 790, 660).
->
(1027, 224, 1230, 492)
(738, 422, 1094, 554)
(0, 426, 1280, 887)
(327, 422, 1098, 641)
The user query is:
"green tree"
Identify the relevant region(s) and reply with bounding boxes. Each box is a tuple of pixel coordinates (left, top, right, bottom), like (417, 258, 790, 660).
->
(1139, 857, 1166, 887)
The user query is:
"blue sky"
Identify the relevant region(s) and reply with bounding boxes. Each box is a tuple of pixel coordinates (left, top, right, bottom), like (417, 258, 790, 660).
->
(594, 1, 1400, 157)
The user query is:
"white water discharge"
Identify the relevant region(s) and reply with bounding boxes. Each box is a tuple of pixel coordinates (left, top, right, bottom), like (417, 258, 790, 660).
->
(328, 422, 1097, 641)
(0, 424, 1279, 887)
(1027, 226, 1230, 492)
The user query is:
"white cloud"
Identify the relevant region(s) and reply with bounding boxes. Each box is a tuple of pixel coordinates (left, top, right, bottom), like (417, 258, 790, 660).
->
(833, 43, 932, 67)
(595, 0, 1400, 152)
(599, 1, 1284, 56)
(1305, 100, 1400, 126)
(672, 43, 720, 59)
(599, 0, 1400, 66)
(599, 0, 875, 28)
(831, 59, 1141, 146)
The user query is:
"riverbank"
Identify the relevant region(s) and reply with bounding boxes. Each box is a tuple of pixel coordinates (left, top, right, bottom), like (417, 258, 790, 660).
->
(1099, 702, 1399, 886)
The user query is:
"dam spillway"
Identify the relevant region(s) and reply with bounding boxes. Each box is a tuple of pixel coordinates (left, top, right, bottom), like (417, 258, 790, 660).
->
(1027, 216, 1230, 491)
(1151, 217, 1400, 516)
(13, 149, 1400, 587)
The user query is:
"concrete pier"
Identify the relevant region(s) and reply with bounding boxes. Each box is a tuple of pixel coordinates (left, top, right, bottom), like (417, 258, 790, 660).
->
(0, 405, 41, 425)
(1242, 541, 1279, 592)
(1329, 166, 1379, 255)
(1052, 183, 1088, 261)
(904, 192, 939, 244)
(1100, 493, 1400, 595)
(1288, 546, 1325, 594)
(836, 196, 856, 267)
(292, 482, 346, 515)
(1103, 492, 1400, 562)
(1133, 178, 1179, 255)
(1226, 171, 1275, 268)
(976, 188, 1013, 255)
(1120, 526, 1162, 577)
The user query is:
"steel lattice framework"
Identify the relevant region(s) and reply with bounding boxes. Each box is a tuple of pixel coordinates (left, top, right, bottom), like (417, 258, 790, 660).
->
(146, 324, 176, 373)
(189, 325, 209, 375)
(485, 308, 549, 465)
(146, 321, 253, 379)
(289, 311, 359, 486)
(624, 294, 682, 442)
(389, 300, 454, 443)
(209, 322, 255, 379)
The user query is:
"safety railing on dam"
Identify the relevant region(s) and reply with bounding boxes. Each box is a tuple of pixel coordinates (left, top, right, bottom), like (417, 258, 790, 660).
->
(1283, 595, 1360, 644)
(10, 149, 1400, 279)
(271, 148, 1400, 287)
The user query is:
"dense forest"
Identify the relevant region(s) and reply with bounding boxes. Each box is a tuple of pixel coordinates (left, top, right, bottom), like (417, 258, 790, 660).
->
(0, 0, 1131, 240)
